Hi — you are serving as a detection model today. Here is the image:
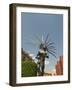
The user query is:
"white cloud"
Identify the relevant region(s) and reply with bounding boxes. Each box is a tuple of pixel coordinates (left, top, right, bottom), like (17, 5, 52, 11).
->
(29, 53, 34, 57)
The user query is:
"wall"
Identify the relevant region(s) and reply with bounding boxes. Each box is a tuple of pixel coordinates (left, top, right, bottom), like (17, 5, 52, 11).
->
(56, 56, 63, 75)
(0, 0, 72, 90)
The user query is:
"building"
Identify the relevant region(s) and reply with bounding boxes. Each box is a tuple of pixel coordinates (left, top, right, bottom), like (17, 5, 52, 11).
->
(56, 56, 63, 75)
(21, 48, 33, 61)
(44, 69, 56, 76)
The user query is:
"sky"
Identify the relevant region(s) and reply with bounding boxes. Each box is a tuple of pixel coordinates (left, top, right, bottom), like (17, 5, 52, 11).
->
(21, 12, 63, 72)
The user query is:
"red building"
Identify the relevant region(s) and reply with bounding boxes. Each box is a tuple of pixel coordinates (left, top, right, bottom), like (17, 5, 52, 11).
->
(56, 56, 63, 75)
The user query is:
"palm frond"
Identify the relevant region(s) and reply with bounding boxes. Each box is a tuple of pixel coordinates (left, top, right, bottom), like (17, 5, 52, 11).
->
(47, 49, 56, 54)
(35, 35, 42, 44)
(45, 34, 49, 44)
(45, 38, 51, 45)
(42, 34, 44, 43)
(47, 46, 56, 50)
(47, 42, 55, 47)
(47, 50, 56, 58)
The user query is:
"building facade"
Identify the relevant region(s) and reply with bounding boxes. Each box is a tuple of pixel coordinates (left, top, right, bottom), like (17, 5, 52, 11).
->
(21, 48, 33, 61)
(56, 56, 63, 75)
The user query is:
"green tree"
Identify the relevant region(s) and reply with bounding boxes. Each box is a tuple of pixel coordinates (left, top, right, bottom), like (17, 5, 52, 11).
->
(22, 60, 37, 77)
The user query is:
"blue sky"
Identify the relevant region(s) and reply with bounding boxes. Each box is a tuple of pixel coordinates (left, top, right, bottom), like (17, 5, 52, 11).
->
(21, 12, 63, 71)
